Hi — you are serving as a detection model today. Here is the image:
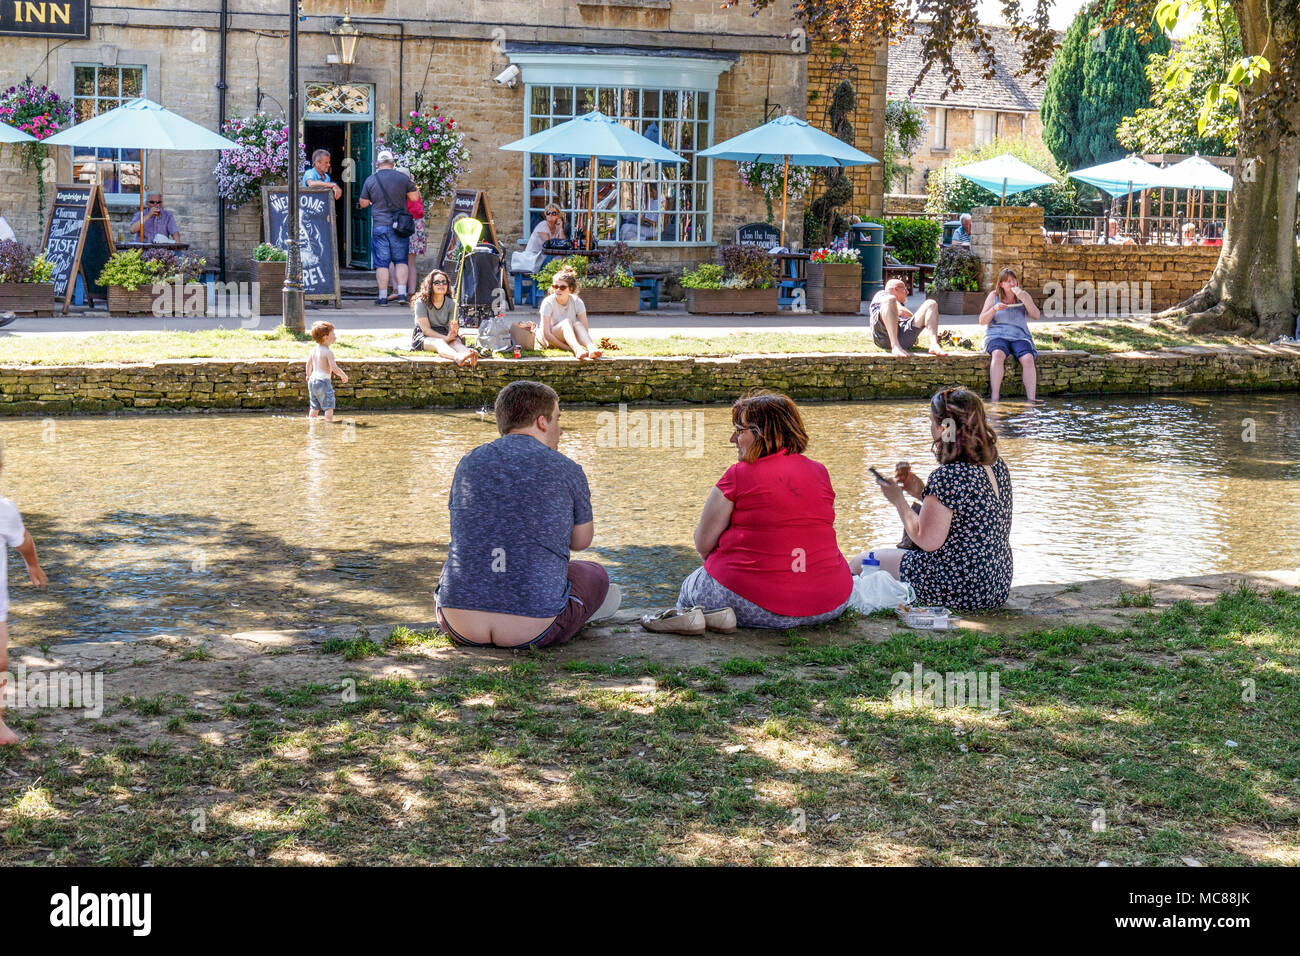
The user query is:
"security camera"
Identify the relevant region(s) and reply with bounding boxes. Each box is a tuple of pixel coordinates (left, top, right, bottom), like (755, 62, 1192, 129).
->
(494, 65, 520, 88)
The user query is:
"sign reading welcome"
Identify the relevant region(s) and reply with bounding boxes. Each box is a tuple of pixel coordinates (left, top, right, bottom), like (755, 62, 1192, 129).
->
(0, 0, 90, 39)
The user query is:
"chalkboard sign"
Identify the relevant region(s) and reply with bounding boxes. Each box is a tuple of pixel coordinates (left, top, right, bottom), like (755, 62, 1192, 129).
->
(40, 183, 115, 314)
(435, 188, 511, 309)
(735, 222, 782, 250)
(262, 185, 341, 306)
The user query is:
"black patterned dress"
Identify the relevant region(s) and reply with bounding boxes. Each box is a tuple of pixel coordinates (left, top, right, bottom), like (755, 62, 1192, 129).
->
(899, 458, 1014, 609)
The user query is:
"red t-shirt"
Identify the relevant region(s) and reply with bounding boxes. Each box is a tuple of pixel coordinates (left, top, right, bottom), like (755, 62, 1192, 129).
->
(704, 450, 853, 617)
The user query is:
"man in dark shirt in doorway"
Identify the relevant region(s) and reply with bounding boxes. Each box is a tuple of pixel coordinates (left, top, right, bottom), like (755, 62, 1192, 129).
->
(358, 149, 420, 305)
(436, 381, 620, 648)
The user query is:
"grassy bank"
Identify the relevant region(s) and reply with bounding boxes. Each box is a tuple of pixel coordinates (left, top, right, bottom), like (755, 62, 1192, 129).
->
(2, 585, 1296, 865)
(0, 321, 1251, 367)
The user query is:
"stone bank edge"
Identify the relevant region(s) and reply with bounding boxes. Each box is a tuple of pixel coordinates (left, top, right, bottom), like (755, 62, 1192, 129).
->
(1, 346, 1297, 414)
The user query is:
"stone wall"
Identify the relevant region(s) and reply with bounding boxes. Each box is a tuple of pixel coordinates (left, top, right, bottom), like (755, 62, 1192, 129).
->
(806, 39, 889, 225)
(971, 205, 1221, 311)
(885, 194, 929, 216)
(2, 346, 1295, 415)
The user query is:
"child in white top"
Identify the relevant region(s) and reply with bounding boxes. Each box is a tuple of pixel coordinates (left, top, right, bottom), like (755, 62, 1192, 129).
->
(305, 321, 349, 422)
(0, 449, 48, 745)
(538, 266, 602, 360)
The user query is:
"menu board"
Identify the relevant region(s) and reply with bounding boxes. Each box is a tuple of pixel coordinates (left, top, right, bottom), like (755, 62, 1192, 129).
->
(735, 222, 782, 250)
(40, 183, 115, 313)
(262, 185, 341, 305)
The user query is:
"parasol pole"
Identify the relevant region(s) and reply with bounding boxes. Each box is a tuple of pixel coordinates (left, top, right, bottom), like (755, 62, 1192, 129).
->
(779, 154, 789, 248)
(1125, 179, 1134, 237)
(587, 153, 597, 251)
(137, 151, 146, 240)
(1001, 177, 1007, 206)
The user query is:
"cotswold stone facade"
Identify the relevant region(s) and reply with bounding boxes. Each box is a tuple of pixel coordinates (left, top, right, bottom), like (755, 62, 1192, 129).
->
(972, 205, 1221, 310)
(0, 0, 820, 281)
(2, 346, 1296, 415)
(806, 40, 888, 222)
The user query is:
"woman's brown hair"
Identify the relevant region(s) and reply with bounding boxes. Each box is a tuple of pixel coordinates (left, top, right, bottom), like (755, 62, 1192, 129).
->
(552, 264, 580, 293)
(732, 390, 808, 462)
(413, 270, 451, 307)
(929, 386, 999, 465)
(995, 267, 1019, 304)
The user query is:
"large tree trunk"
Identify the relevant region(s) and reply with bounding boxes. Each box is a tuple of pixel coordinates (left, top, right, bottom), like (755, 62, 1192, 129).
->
(1167, 1, 1300, 340)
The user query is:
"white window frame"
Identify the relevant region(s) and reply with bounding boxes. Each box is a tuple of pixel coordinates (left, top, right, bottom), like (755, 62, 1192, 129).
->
(931, 106, 947, 150)
(509, 51, 732, 247)
(974, 109, 996, 147)
(71, 63, 148, 207)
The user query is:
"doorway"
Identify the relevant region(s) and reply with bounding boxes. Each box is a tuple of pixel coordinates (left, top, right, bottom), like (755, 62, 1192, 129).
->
(303, 82, 375, 270)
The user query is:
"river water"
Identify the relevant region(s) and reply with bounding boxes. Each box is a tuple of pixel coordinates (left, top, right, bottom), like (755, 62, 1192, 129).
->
(1, 393, 1296, 645)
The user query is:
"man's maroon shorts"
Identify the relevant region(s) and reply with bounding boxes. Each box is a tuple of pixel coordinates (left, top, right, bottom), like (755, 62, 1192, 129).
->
(436, 560, 610, 649)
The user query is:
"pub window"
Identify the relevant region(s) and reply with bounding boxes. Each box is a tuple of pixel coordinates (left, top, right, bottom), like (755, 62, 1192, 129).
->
(973, 109, 995, 147)
(931, 107, 947, 149)
(71, 64, 146, 204)
(523, 84, 713, 244)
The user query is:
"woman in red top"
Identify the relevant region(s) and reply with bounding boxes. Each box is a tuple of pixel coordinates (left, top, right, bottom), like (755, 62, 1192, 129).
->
(679, 391, 853, 628)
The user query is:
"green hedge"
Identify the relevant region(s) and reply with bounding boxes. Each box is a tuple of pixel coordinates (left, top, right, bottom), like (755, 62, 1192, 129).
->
(883, 217, 943, 265)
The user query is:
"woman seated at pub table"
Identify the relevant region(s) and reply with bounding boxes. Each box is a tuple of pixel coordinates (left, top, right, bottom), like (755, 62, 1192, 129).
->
(850, 386, 1014, 611)
(525, 203, 567, 255)
(655, 390, 852, 632)
(411, 270, 479, 368)
(130, 193, 180, 242)
(1180, 222, 1199, 246)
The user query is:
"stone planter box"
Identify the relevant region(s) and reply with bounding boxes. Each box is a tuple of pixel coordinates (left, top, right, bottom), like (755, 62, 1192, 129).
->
(806, 262, 862, 314)
(0, 281, 55, 316)
(685, 287, 779, 315)
(577, 284, 639, 314)
(934, 289, 987, 316)
(253, 259, 286, 316)
(107, 283, 208, 317)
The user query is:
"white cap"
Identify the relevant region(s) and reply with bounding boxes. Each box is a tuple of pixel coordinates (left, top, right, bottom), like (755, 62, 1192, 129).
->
(376, 149, 395, 165)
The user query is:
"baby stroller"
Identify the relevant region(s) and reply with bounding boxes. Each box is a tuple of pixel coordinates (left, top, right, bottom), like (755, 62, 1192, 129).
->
(443, 241, 503, 332)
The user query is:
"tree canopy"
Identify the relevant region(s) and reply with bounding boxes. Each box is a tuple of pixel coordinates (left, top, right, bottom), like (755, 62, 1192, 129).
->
(1040, 0, 1171, 169)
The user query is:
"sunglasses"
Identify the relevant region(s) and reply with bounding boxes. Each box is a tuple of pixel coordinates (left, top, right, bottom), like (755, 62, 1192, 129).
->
(431, 279, 448, 286)
(147, 200, 162, 205)
(551, 284, 569, 291)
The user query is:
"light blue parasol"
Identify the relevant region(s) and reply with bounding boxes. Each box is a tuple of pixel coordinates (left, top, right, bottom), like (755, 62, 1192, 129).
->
(955, 154, 1056, 203)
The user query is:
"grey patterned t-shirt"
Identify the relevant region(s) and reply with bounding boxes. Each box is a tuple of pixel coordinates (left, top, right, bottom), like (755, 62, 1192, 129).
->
(437, 433, 593, 617)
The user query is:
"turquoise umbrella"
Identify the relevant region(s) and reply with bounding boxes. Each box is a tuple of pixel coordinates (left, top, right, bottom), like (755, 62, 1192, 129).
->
(698, 113, 878, 246)
(500, 110, 683, 250)
(956, 154, 1055, 204)
(0, 121, 37, 144)
(43, 97, 239, 237)
(1068, 155, 1165, 235)
(1154, 156, 1234, 232)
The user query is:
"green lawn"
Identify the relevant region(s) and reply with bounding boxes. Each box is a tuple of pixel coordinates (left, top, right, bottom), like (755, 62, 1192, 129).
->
(0, 321, 1251, 366)
(3, 585, 1296, 865)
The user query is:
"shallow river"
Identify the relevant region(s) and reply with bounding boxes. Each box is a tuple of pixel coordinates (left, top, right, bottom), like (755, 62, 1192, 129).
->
(1, 393, 1297, 646)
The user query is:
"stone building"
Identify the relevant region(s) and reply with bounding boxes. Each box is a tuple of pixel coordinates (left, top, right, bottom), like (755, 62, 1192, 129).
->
(0, 0, 888, 284)
(886, 25, 1053, 196)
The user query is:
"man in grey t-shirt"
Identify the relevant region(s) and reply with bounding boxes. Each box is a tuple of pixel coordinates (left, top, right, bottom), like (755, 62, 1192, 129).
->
(435, 381, 619, 648)
(359, 149, 420, 305)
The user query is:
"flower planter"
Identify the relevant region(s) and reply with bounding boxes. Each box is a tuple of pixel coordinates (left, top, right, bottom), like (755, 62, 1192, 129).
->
(685, 287, 779, 315)
(806, 262, 862, 314)
(933, 290, 987, 316)
(254, 260, 286, 316)
(107, 283, 208, 317)
(0, 281, 55, 316)
(576, 285, 640, 315)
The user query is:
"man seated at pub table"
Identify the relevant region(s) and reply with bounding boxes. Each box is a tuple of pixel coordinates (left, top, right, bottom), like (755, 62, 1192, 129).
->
(951, 213, 973, 244)
(302, 148, 343, 201)
(129, 193, 180, 242)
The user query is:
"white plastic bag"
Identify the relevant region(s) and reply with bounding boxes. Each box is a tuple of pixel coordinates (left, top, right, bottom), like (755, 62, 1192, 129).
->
(848, 569, 916, 614)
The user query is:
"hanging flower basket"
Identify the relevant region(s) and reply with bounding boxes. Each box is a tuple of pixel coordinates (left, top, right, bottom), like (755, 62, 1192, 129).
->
(0, 82, 72, 208)
(214, 113, 305, 210)
(384, 106, 470, 205)
(736, 161, 813, 223)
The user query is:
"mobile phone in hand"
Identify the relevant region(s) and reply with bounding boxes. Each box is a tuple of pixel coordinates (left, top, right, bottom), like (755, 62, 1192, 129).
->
(868, 466, 890, 484)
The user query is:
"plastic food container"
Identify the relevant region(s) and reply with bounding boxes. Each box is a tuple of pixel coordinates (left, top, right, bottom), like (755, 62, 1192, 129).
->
(897, 606, 960, 630)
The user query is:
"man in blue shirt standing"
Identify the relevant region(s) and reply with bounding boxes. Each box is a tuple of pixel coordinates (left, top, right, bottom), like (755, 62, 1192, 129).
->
(436, 381, 620, 648)
(302, 149, 343, 201)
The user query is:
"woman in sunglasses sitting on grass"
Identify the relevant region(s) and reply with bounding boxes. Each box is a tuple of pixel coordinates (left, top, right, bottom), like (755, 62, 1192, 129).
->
(538, 266, 602, 360)
(850, 386, 1014, 610)
(411, 270, 479, 367)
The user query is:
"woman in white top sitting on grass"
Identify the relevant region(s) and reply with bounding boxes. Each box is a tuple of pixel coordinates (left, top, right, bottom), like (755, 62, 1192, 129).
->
(411, 270, 479, 367)
(538, 266, 602, 360)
